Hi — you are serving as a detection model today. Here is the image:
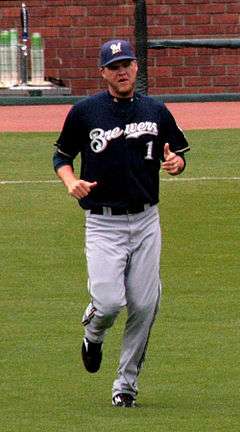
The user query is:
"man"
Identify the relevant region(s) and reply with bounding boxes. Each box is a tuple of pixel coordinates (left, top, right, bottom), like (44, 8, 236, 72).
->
(53, 39, 190, 408)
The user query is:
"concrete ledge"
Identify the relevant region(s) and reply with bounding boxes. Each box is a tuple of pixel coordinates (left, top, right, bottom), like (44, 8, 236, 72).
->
(0, 84, 72, 105)
(0, 95, 80, 106)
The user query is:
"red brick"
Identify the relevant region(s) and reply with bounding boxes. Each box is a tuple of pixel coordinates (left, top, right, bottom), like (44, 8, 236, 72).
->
(57, 6, 85, 16)
(115, 28, 134, 38)
(184, 0, 212, 3)
(155, 77, 183, 88)
(71, 58, 96, 68)
(184, 77, 212, 87)
(148, 87, 180, 95)
(85, 0, 122, 4)
(62, 69, 86, 79)
(171, 25, 197, 36)
(156, 56, 184, 67)
(2, 7, 19, 17)
(45, 0, 70, 5)
(194, 24, 230, 35)
(30, 17, 50, 27)
(114, 5, 134, 16)
(199, 66, 226, 75)
(39, 28, 59, 37)
(86, 27, 115, 37)
(223, 24, 240, 35)
(212, 54, 240, 65)
(226, 4, 240, 13)
(213, 76, 240, 86)
(185, 55, 211, 66)
(150, 26, 171, 37)
(71, 37, 100, 48)
(0, 1, 19, 5)
(179, 48, 199, 57)
(196, 87, 213, 94)
(149, 15, 184, 26)
(170, 5, 198, 15)
(73, 16, 126, 26)
(88, 68, 102, 79)
(84, 48, 99, 59)
(56, 58, 72, 69)
(69, 28, 86, 38)
(211, 14, 239, 24)
(226, 65, 240, 75)
(148, 66, 172, 77)
(30, 7, 56, 17)
(45, 58, 62, 69)
(174, 66, 199, 76)
(185, 15, 210, 25)
(199, 4, 225, 14)
(46, 68, 60, 78)
(87, 6, 124, 16)
(167, 0, 193, 3)
(0, 18, 18, 28)
(147, 5, 171, 15)
(45, 16, 72, 26)
(46, 38, 71, 49)
(44, 48, 58, 58)
(73, 79, 100, 90)
(57, 48, 84, 59)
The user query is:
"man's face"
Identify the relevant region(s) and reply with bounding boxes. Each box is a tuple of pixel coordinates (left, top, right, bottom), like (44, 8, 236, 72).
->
(101, 60, 138, 98)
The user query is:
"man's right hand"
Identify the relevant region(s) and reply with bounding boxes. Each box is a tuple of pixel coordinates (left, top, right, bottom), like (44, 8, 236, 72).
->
(57, 165, 97, 199)
(67, 179, 97, 199)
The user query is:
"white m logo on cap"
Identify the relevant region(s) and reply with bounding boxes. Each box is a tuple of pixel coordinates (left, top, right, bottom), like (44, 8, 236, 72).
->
(110, 42, 121, 55)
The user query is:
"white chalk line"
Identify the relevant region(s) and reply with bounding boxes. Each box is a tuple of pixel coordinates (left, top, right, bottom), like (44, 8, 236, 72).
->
(0, 177, 240, 185)
(0, 180, 60, 185)
(161, 176, 240, 182)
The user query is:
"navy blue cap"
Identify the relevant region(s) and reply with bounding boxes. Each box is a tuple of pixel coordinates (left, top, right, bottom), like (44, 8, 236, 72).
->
(100, 39, 136, 67)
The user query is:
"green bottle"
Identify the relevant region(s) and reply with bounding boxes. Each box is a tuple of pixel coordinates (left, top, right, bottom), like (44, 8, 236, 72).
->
(31, 32, 45, 84)
(0, 30, 11, 87)
(10, 29, 19, 86)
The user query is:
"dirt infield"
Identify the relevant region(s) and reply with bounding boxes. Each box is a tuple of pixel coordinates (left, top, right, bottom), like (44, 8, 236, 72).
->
(0, 101, 239, 132)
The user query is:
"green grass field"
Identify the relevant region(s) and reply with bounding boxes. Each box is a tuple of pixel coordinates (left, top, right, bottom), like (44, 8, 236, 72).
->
(0, 129, 239, 431)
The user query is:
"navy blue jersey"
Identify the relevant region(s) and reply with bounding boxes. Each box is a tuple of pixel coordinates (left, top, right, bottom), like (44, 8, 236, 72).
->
(53, 91, 190, 210)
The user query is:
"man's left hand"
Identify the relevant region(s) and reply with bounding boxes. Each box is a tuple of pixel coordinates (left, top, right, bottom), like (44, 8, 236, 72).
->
(162, 143, 185, 176)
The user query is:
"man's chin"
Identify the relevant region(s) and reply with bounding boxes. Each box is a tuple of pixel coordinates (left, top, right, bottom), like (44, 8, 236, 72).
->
(116, 86, 134, 98)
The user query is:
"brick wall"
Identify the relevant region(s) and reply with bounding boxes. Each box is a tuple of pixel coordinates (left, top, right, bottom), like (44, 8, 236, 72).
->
(1, 0, 240, 96)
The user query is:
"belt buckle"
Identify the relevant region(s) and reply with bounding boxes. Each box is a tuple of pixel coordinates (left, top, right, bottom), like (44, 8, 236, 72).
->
(127, 205, 142, 215)
(103, 206, 112, 216)
(126, 208, 136, 215)
(127, 204, 150, 214)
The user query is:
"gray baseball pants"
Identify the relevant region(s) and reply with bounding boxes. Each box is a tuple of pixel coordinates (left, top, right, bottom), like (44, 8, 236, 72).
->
(82, 204, 162, 399)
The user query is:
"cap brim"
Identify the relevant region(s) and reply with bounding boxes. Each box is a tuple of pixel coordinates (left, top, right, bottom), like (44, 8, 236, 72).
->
(101, 55, 136, 67)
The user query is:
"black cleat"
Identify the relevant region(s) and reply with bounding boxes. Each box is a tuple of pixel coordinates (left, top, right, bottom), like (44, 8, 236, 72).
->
(112, 393, 136, 408)
(81, 337, 102, 373)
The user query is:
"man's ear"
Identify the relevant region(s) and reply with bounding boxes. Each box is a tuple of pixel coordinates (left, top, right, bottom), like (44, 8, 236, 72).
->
(133, 60, 138, 74)
(100, 67, 106, 80)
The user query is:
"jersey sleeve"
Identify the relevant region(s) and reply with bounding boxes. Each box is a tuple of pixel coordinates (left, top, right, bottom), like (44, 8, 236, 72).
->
(159, 104, 190, 160)
(53, 104, 84, 171)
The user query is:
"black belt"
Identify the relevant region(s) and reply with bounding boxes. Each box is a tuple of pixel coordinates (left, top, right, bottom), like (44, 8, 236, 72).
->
(89, 203, 152, 216)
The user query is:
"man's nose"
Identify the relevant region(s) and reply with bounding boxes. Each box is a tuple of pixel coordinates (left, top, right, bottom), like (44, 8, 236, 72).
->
(118, 66, 127, 74)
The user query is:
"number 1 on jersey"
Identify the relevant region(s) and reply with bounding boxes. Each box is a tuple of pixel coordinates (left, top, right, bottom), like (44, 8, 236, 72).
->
(145, 141, 153, 160)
